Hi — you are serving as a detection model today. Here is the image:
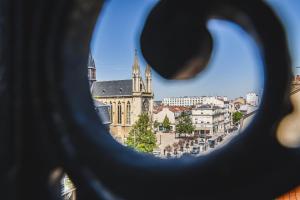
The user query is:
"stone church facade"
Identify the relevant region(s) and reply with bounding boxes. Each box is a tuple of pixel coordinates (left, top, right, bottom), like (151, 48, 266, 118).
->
(90, 50, 154, 142)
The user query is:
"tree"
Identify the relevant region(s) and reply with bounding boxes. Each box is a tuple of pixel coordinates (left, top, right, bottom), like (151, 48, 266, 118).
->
(176, 112, 195, 137)
(126, 113, 157, 153)
(232, 111, 243, 124)
(154, 120, 160, 129)
(162, 115, 171, 132)
(153, 120, 160, 132)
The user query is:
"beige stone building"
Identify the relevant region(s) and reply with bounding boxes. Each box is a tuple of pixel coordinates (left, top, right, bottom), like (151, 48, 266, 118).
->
(91, 50, 154, 142)
(191, 104, 225, 137)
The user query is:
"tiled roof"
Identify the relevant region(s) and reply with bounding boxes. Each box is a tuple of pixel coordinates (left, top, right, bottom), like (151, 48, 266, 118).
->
(93, 100, 111, 125)
(194, 104, 222, 110)
(153, 106, 191, 114)
(91, 80, 132, 97)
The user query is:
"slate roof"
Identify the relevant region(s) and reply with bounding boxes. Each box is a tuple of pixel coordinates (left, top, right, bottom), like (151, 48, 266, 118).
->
(153, 106, 191, 114)
(194, 104, 222, 110)
(91, 79, 133, 97)
(93, 100, 111, 125)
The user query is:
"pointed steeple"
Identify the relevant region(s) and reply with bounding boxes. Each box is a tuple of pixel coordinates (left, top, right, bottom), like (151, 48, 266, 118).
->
(145, 64, 152, 94)
(87, 51, 96, 87)
(145, 64, 151, 77)
(132, 49, 140, 75)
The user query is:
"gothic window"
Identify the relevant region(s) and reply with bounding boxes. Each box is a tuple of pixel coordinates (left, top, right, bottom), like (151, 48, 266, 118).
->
(110, 101, 113, 123)
(92, 69, 96, 79)
(126, 102, 131, 125)
(117, 102, 122, 124)
(142, 99, 149, 113)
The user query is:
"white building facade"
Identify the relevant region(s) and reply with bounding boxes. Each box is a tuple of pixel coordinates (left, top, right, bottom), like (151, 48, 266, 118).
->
(163, 96, 227, 107)
(153, 107, 176, 132)
(246, 92, 259, 106)
(163, 96, 204, 107)
(191, 105, 225, 137)
(223, 101, 234, 133)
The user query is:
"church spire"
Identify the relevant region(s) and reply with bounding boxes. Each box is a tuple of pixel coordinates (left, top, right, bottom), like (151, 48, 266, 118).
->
(145, 64, 152, 94)
(132, 49, 140, 75)
(132, 49, 141, 93)
(87, 51, 96, 87)
(145, 64, 151, 77)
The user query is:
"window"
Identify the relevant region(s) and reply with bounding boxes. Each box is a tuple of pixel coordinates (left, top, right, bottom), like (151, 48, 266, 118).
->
(126, 102, 131, 125)
(110, 101, 113, 123)
(117, 102, 122, 124)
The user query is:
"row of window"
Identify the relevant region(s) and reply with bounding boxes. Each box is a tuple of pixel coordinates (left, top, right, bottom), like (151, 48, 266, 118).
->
(109, 101, 131, 125)
(194, 121, 211, 124)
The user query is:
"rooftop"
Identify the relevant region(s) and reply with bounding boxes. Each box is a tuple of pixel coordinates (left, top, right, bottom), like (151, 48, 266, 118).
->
(91, 79, 132, 97)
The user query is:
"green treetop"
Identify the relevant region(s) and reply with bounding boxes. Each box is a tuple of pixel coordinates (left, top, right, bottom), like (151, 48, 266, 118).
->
(126, 113, 157, 153)
(154, 120, 160, 129)
(232, 111, 243, 124)
(162, 115, 171, 132)
(176, 112, 195, 136)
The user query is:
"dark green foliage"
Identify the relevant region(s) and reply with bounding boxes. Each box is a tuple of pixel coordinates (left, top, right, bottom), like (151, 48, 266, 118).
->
(126, 113, 157, 153)
(162, 115, 171, 132)
(233, 111, 243, 124)
(176, 112, 195, 136)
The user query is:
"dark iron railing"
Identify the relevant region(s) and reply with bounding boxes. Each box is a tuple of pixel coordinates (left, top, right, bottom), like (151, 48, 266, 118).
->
(0, 0, 299, 199)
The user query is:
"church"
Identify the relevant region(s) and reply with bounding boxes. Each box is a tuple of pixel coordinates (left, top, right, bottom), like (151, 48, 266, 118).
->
(89, 50, 154, 142)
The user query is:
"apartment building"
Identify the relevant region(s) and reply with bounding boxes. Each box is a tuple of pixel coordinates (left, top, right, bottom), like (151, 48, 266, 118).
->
(191, 104, 225, 137)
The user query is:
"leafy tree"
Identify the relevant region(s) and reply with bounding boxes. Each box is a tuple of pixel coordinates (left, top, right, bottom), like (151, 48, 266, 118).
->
(153, 120, 160, 132)
(126, 113, 157, 153)
(154, 120, 160, 129)
(176, 112, 195, 137)
(162, 115, 171, 132)
(232, 111, 243, 124)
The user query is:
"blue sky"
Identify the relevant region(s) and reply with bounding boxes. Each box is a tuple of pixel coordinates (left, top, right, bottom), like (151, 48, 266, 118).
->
(91, 0, 300, 100)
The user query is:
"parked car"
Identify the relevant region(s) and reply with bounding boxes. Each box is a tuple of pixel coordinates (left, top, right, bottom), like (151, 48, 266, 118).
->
(191, 147, 200, 155)
(199, 142, 208, 152)
(208, 139, 216, 148)
(152, 150, 161, 157)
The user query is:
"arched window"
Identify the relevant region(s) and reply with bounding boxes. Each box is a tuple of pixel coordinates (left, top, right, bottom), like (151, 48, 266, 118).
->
(110, 101, 113, 123)
(126, 102, 131, 125)
(117, 102, 122, 124)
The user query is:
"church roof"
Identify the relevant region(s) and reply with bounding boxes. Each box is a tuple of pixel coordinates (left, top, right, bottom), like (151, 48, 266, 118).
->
(91, 79, 132, 97)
